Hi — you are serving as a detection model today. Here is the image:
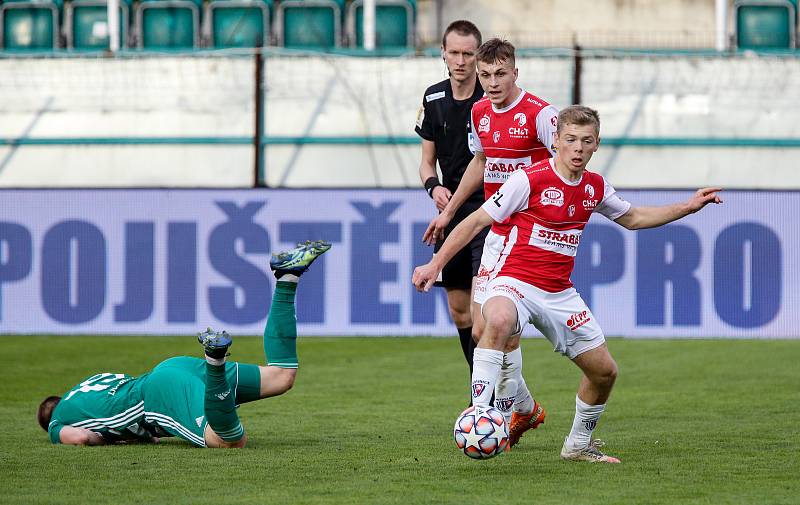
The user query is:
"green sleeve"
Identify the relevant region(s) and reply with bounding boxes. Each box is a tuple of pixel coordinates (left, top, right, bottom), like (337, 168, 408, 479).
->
(48, 422, 64, 444)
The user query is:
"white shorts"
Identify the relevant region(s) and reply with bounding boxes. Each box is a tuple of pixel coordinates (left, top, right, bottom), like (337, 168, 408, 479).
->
(473, 229, 511, 306)
(482, 276, 606, 360)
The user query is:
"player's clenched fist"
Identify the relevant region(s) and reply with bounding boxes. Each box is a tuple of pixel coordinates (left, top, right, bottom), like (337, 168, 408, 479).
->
(412, 263, 440, 292)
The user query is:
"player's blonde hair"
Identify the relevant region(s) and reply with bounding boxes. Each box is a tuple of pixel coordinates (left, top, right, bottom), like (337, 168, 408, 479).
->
(557, 105, 600, 136)
(476, 38, 515, 66)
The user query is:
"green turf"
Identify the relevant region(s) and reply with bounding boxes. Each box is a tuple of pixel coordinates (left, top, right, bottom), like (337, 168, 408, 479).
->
(1, 336, 798, 505)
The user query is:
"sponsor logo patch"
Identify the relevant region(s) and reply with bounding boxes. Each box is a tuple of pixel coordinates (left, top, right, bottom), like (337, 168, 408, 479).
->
(541, 187, 564, 207)
(492, 283, 525, 300)
(567, 310, 591, 331)
(415, 106, 424, 129)
(425, 91, 445, 102)
(530, 223, 582, 257)
(484, 156, 532, 183)
(472, 381, 490, 398)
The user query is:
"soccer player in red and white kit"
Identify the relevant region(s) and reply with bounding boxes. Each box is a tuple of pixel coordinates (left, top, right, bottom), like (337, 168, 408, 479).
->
(414, 105, 722, 463)
(423, 38, 558, 445)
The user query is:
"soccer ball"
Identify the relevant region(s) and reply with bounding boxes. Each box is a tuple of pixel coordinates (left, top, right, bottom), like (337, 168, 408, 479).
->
(453, 406, 509, 459)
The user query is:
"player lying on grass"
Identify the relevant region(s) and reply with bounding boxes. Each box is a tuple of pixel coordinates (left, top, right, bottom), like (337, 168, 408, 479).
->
(413, 105, 723, 463)
(37, 240, 331, 448)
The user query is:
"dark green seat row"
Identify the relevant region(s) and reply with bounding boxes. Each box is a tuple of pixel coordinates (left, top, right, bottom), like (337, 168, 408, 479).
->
(0, 0, 415, 50)
(735, 0, 797, 49)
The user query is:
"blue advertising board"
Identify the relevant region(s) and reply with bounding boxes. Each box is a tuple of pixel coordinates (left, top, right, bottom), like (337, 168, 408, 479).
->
(0, 189, 796, 337)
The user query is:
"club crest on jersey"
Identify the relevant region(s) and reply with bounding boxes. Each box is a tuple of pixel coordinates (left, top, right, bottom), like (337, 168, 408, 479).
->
(493, 131, 501, 143)
(513, 112, 527, 127)
(478, 114, 491, 133)
(584, 184, 595, 199)
(541, 187, 564, 207)
(568, 204, 576, 217)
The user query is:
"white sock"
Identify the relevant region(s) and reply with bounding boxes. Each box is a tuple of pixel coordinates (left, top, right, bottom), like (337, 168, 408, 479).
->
(504, 347, 535, 414)
(471, 348, 504, 408)
(565, 395, 605, 449)
(277, 273, 299, 283)
(205, 355, 226, 366)
(494, 375, 517, 424)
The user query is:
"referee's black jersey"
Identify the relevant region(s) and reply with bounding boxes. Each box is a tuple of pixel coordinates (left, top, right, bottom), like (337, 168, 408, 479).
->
(415, 78, 485, 206)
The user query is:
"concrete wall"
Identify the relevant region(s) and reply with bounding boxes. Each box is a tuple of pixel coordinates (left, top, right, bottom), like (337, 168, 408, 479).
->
(419, 0, 719, 47)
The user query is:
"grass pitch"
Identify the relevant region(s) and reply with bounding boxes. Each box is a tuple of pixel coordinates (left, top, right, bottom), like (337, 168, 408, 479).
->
(1, 336, 798, 505)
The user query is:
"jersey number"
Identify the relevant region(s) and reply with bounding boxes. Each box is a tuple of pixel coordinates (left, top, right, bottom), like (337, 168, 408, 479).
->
(64, 373, 125, 401)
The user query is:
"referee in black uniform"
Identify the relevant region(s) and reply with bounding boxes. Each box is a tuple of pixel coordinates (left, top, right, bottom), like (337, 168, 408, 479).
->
(415, 20, 487, 388)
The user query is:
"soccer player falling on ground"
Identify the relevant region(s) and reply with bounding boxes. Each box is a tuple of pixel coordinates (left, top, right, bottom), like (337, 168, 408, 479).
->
(37, 240, 331, 448)
(415, 19, 486, 395)
(413, 105, 722, 463)
(423, 38, 558, 445)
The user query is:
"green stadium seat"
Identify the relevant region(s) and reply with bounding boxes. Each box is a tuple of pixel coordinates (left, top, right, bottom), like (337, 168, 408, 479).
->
(134, 0, 200, 49)
(347, 0, 414, 49)
(734, 0, 796, 49)
(206, 0, 270, 48)
(64, 0, 130, 50)
(0, 1, 59, 50)
(276, 0, 343, 49)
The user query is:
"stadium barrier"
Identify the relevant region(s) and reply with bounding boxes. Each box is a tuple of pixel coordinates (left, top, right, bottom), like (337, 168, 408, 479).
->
(2, 50, 800, 189)
(0, 188, 796, 337)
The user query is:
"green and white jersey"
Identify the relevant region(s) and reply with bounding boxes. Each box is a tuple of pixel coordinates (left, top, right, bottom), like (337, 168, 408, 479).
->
(49, 372, 152, 444)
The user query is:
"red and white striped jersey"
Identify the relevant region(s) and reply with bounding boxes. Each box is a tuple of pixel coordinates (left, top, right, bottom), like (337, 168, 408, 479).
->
(470, 89, 558, 235)
(481, 159, 631, 293)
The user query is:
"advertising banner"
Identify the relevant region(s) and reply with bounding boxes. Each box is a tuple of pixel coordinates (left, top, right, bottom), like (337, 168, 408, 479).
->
(0, 189, 796, 337)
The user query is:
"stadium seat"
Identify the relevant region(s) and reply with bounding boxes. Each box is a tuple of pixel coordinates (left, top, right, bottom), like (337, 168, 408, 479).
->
(0, 0, 60, 50)
(205, 0, 270, 48)
(276, 0, 343, 49)
(346, 0, 414, 49)
(64, 0, 130, 50)
(734, 0, 796, 49)
(134, 0, 200, 49)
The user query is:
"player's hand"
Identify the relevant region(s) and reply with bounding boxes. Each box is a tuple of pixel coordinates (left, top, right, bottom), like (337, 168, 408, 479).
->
(412, 263, 440, 292)
(687, 187, 723, 213)
(431, 186, 452, 212)
(422, 212, 452, 246)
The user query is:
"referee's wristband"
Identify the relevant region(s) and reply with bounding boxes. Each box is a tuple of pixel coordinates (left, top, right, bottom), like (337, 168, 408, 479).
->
(424, 177, 441, 198)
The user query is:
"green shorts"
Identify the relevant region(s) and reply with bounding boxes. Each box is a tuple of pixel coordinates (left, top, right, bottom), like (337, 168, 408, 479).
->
(141, 356, 261, 447)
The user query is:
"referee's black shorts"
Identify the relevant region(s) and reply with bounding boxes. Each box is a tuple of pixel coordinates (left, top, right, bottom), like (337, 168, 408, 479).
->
(433, 202, 490, 290)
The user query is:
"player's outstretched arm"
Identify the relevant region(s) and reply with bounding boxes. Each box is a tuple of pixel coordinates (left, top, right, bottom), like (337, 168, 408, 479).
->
(58, 426, 107, 446)
(422, 152, 486, 245)
(414, 208, 494, 292)
(615, 187, 723, 230)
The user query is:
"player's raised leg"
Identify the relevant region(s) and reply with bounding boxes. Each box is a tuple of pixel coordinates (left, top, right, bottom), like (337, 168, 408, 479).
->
(560, 343, 620, 463)
(258, 240, 331, 399)
(198, 328, 247, 448)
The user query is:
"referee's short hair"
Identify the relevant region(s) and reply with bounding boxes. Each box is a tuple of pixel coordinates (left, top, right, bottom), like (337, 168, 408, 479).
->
(442, 20, 482, 48)
(477, 38, 515, 66)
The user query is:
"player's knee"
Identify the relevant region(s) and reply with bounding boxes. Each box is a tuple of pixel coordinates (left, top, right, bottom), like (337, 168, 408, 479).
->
(483, 309, 517, 337)
(595, 361, 618, 389)
(448, 306, 472, 328)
